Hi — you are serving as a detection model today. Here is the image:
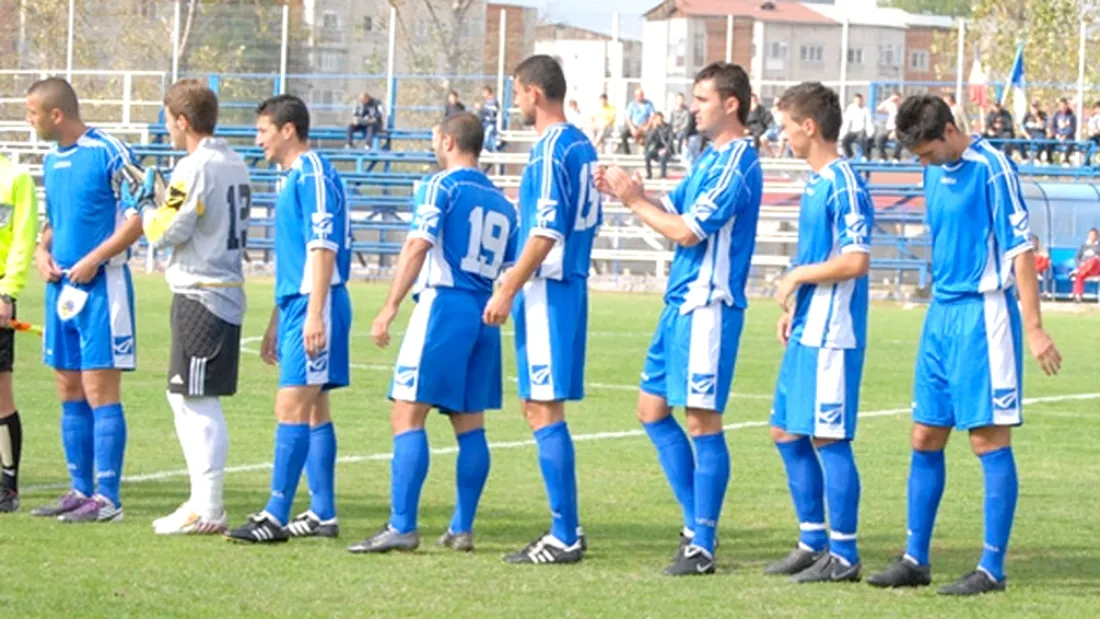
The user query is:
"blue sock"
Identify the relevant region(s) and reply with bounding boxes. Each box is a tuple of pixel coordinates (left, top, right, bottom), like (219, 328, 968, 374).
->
(533, 421, 578, 546)
(775, 436, 827, 551)
(978, 447, 1017, 582)
(389, 429, 430, 534)
(61, 400, 94, 496)
(818, 441, 861, 565)
(306, 422, 337, 521)
(644, 416, 696, 532)
(92, 403, 127, 507)
(691, 432, 730, 554)
(263, 423, 311, 526)
(904, 449, 946, 566)
(449, 428, 490, 534)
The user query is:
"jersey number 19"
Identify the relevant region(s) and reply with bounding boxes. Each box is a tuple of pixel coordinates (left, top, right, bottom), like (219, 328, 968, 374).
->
(460, 206, 510, 278)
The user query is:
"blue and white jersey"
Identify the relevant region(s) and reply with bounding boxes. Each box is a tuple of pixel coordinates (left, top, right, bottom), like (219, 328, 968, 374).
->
(274, 151, 351, 304)
(923, 136, 1032, 302)
(660, 137, 763, 312)
(518, 123, 601, 281)
(790, 159, 874, 350)
(409, 167, 518, 296)
(43, 127, 137, 269)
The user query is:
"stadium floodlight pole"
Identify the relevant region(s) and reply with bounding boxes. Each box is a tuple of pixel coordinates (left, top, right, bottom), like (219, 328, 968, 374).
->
(839, 16, 850, 104)
(725, 14, 733, 63)
(496, 8, 506, 133)
(171, 0, 181, 83)
(955, 19, 965, 113)
(65, 0, 74, 80)
(278, 2, 289, 95)
(1077, 17, 1086, 142)
(385, 5, 397, 130)
(611, 12, 622, 112)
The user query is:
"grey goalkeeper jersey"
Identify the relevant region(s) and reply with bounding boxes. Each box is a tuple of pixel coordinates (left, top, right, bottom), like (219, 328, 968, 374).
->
(143, 137, 251, 325)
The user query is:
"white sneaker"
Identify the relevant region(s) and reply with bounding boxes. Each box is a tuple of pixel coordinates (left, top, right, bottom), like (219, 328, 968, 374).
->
(154, 505, 228, 535)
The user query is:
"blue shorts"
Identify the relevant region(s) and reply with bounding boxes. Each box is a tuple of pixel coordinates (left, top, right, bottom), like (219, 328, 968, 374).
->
(44, 265, 136, 372)
(277, 286, 351, 390)
(771, 342, 865, 440)
(640, 302, 743, 413)
(913, 290, 1023, 430)
(512, 277, 587, 402)
(389, 287, 503, 413)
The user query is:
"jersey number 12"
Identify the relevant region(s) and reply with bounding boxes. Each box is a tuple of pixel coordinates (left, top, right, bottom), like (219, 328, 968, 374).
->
(226, 184, 251, 251)
(460, 206, 510, 278)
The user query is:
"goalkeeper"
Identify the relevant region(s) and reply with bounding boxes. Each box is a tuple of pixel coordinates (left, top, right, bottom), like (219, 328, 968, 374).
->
(137, 79, 252, 535)
(0, 153, 39, 513)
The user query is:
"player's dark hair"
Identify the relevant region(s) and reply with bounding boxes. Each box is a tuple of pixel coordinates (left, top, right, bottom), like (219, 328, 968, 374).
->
(26, 77, 80, 118)
(778, 82, 842, 142)
(694, 62, 751, 125)
(256, 94, 310, 141)
(164, 79, 218, 135)
(513, 54, 567, 103)
(895, 95, 954, 150)
(440, 111, 484, 155)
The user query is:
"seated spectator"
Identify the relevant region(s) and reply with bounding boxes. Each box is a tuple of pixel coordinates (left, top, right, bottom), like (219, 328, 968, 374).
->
(1021, 100, 1049, 163)
(566, 99, 584, 127)
(1032, 234, 1051, 276)
(746, 94, 773, 153)
(620, 88, 655, 154)
(478, 85, 500, 152)
(873, 90, 903, 161)
(840, 93, 873, 159)
(984, 102, 1015, 156)
(444, 90, 465, 120)
(589, 94, 617, 151)
(668, 92, 690, 154)
(1071, 227, 1100, 301)
(1088, 101, 1100, 165)
(346, 92, 384, 149)
(644, 112, 674, 179)
(1050, 97, 1077, 163)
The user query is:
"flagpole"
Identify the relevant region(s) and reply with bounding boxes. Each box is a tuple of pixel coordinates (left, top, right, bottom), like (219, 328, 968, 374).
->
(955, 19, 964, 111)
(1077, 18, 1086, 142)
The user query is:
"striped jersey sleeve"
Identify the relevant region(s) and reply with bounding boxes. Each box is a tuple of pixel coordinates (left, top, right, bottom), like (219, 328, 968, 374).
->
(296, 152, 343, 252)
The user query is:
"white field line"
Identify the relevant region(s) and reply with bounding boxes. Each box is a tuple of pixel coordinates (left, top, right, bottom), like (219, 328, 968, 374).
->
(24, 392, 1100, 493)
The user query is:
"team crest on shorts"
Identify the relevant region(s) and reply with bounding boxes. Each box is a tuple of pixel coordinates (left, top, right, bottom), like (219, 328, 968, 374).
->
(307, 350, 329, 374)
(112, 335, 134, 356)
(817, 402, 843, 428)
(530, 364, 551, 386)
(689, 373, 716, 396)
(394, 365, 418, 388)
(992, 388, 1018, 412)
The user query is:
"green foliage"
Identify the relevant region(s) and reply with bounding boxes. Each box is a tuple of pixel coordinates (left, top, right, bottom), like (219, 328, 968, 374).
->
(881, 0, 971, 17)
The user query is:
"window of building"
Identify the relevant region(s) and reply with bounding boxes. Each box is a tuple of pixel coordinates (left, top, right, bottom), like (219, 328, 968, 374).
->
(319, 51, 345, 73)
(766, 41, 788, 70)
(847, 47, 864, 65)
(910, 50, 929, 71)
(322, 11, 339, 29)
(363, 16, 373, 32)
(669, 38, 686, 69)
(878, 43, 898, 67)
(692, 27, 706, 67)
(800, 44, 823, 63)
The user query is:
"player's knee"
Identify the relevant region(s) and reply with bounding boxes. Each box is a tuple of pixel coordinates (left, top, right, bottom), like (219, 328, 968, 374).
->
(522, 400, 563, 431)
(274, 387, 316, 424)
(968, 425, 1011, 455)
(389, 400, 430, 434)
(685, 408, 722, 436)
(55, 370, 84, 402)
(771, 426, 799, 443)
(910, 423, 950, 451)
(450, 412, 484, 436)
(635, 391, 670, 425)
(81, 370, 121, 408)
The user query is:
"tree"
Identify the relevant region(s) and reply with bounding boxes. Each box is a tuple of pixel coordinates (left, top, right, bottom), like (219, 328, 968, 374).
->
(881, 0, 971, 16)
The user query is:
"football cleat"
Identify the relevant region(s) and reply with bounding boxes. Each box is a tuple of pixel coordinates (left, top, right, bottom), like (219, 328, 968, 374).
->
(764, 546, 825, 576)
(663, 544, 716, 576)
(30, 490, 87, 517)
(789, 553, 862, 583)
(0, 489, 19, 513)
(153, 505, 228, 535)
(286, 511, 340, 538)
(503, 532, 583, 565)
(577, 526, 587, 552)
(938, 570, 1006, 596)
(438, 529, 474, 552)
(347, 524, 420, 554)
(866, 556, 933, 588)
(58, 495, 123, 523)
(224, 513, 289, 544)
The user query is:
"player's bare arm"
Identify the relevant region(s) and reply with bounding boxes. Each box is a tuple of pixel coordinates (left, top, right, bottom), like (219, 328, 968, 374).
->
(372, 236, 432, 348)
(775, 252, 870, 311)
(483, 235, 555, 326)
(776, 309, 794, 346)
(34, 223, 61, 282)
(66, 215, 143, 284)
(261, 307, 279, 365)
(598, 165, 700, 247)
(303, 247, 336, 357)
(1014, 250, 1062, 376)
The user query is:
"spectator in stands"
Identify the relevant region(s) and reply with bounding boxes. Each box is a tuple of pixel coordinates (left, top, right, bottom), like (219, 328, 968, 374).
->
(1031, 234, 1051, 295)
(873, 90, 903, 161)
(643, 112, 674, 180)
(943, 93, 970, 135)
(668, 92, 690, 154)
(984, 101, 1015, 157)
(444, 90, 465, 120)
(1050, 97, 1077, 164)
(1022, 100, 1049, 163)
(746, 93, 773, 153)
(682, 107, 705, 167)
(839, 93, 873, 159)
(478, 85, 500, 152)
(766, 101, 787, 157)
(566, 99, 584, 127)
(1087, 101, 1100, 165)
(590, 93, 617, 151)
(1070, 227, 1100, 301)
(619, 88, 655, 154)
(346, 92, 384, 149)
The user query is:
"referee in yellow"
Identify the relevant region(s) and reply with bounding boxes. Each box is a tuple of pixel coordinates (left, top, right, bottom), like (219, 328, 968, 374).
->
(0, 153, 39, 513)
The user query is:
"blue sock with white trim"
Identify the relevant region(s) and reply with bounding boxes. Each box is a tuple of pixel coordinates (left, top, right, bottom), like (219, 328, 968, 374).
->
(775, 436, 827, 552)
(904, 449, 946, 566)
(818, 440, 860, 565)
(644, 416, 696, 532)
(534, 421, 578, 546)
(306, 422, 337, 521)
(449, 427, 490, 535)
(978, 446, 1017, 582)
(389, 428, 430, 534)
(92, 403, 127, 507)
(263, 423, 311, 526)
(61, 400, 95, 497)
(691, 432, 729, 554)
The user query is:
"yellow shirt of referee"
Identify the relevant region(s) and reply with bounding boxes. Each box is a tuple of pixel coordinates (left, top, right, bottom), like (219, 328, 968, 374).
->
(0, 153, 39, 512)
